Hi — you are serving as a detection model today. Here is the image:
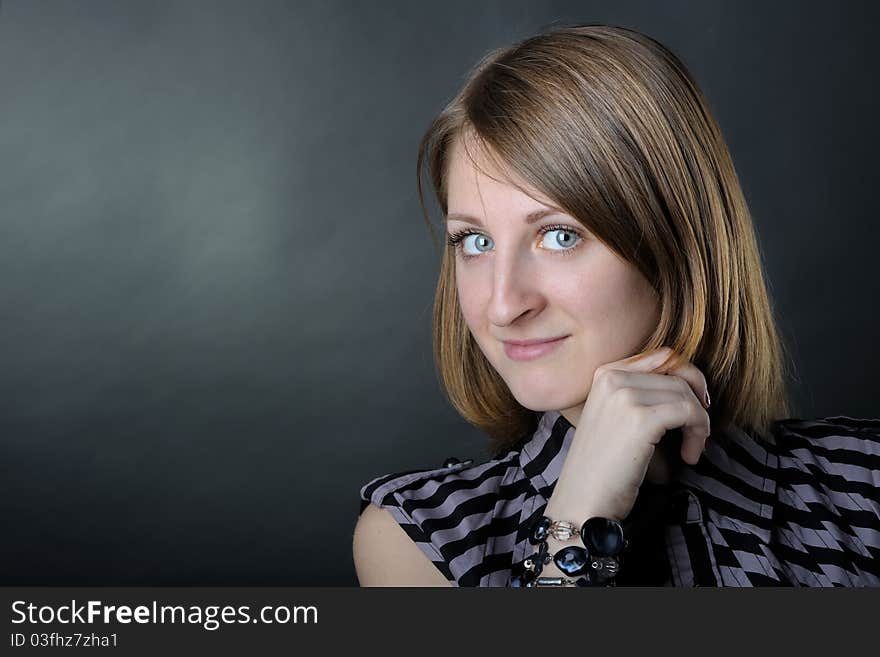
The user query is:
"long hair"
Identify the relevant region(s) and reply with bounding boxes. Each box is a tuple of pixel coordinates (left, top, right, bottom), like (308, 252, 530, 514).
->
(417, 24, 795, 456)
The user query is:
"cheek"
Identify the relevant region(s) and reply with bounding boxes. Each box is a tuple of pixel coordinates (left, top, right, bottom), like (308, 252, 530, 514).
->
(546, 269, 617, 319)
(560, 256, 654, 315)
(455, 266, 485, 329)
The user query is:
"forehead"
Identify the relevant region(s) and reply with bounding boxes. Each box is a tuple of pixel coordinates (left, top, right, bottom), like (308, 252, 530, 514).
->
(445, 135, 557, 216)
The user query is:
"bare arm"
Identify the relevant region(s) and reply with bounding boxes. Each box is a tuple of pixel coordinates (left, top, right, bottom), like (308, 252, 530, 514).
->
(353, 503, 452, 587)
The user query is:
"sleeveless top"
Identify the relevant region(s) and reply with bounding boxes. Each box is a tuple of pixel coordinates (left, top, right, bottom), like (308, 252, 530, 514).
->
(358, 410, 880, 586)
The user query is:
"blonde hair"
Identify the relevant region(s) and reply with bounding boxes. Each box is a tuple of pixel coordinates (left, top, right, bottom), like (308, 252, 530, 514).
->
(416, 24, 795, 456)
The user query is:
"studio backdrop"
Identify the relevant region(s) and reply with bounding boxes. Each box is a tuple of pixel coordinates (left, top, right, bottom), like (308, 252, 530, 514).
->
(1, 0, 877, 585)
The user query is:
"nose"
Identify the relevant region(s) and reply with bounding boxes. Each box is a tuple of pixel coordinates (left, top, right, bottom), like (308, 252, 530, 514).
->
(486, 248, 543, 327)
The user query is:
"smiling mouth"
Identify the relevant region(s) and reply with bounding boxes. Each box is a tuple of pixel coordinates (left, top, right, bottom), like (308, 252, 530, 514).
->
(501, 335, 569, 347)
(502, 336, 569, 361)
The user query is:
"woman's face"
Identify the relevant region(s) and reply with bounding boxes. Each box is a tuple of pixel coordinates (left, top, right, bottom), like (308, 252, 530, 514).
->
(446, 136, 661, 427)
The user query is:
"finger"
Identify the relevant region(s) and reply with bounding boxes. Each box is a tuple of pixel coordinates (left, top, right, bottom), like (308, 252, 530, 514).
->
(680, 404, 711, 466)
(625, 388, 711, 463)
(609, 347, 709, 410)
(650, 352, 710, 410)
(644, 395, 711, 466)
(622, 386, 698, 406)
(611, 347, 677, 374)
(604, 370, 702, 400)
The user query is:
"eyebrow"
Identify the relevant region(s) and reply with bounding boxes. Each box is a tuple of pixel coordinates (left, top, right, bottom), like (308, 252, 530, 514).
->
(444, 208, 561, 227)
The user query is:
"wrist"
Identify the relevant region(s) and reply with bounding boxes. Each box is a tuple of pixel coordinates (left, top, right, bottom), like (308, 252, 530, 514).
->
(545, 489, 623, 524)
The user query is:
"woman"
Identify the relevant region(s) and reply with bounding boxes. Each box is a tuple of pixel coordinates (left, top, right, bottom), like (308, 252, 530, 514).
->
(352, 24, 880, 586)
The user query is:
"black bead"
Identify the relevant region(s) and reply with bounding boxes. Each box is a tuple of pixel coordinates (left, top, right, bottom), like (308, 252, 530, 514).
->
(574, 569, 600, 586)
(442, 457, 460, 468)
(529, 516, 552, 545)
(581, 517, 626, 557)
(523, 547, 548, 576)
(535, 540, 550, 562)
(553, 545, 590, 576)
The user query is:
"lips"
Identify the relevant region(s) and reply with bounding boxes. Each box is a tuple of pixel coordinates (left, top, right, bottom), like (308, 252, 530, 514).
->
(502, 336, 569, 361)
(502, 336, 568, 347)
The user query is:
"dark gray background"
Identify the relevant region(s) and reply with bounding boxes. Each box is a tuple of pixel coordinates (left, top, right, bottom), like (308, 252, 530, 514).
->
(1, 0, 876, 585)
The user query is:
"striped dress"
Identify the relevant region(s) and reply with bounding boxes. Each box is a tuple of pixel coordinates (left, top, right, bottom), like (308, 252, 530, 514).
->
(358, 410, 880, 586)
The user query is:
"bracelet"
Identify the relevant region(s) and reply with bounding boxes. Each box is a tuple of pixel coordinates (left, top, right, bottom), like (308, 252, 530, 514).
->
(510, 514, 627, 587)
(511, 546, 620, 587)
(547, 520, 580, 541)
(533, 573, 619, 587)
(533, 576, 583, 587)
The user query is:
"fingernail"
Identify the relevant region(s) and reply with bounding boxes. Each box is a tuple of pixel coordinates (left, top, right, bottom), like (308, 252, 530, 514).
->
(703, 389, 711, 409)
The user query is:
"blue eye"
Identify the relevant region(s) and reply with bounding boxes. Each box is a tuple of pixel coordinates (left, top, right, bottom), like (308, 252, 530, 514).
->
(457, 233, 494, 257)
(541, 228, 580, 251)
(446, 224, 583, 260)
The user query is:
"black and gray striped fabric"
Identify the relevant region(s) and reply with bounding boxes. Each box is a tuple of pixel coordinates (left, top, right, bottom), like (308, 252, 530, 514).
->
(358, 410, 880, 586)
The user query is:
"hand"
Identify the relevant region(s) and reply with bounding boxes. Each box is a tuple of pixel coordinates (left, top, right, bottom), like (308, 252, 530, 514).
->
(546, 347, 711, 523)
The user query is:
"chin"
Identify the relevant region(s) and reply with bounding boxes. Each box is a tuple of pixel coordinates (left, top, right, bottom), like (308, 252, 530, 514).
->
(502, 371, 587, 414)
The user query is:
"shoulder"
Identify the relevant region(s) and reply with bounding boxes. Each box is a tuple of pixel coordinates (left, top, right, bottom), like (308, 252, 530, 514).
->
(358, 448, 522, 515)
(680, 415, 880, 521)
(358, 456, 479, 514)
(770, 416, 880, 479)
(678, 416, 880, 586)
(355, 449, 522, 585)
